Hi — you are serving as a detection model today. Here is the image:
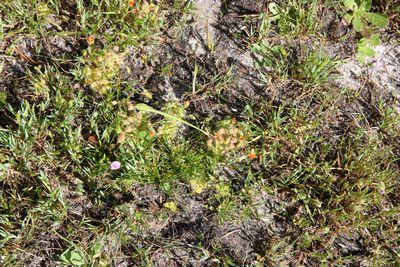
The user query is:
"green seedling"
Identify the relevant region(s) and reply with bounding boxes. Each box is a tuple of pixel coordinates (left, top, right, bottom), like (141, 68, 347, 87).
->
(342, 0, 389, 61)
(59, 247, 86, 266)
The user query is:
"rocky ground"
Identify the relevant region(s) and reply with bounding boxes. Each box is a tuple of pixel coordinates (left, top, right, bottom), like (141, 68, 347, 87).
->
(0, 0, 399, 266)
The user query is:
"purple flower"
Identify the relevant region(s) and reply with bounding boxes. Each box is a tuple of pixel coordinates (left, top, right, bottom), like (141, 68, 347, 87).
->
(110, 161, 121, 170)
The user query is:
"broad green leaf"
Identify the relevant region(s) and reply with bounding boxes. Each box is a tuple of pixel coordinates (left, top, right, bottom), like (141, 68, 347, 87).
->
(360, 0, 372, 11)
(59, 248, 85, 266)
(343, 0, 356, 9)
(356, 52, 366, 63)
(344, 14, 354, 24)
(352, 17, 364, 32)
(367, 34, 381, 46)
(358, 37, 367, 47)
(364, 12, 388, 28)
(358, 46, 376, 57)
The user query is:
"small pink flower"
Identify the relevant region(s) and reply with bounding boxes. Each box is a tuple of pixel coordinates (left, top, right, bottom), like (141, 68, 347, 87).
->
(110, 161, 121, 170)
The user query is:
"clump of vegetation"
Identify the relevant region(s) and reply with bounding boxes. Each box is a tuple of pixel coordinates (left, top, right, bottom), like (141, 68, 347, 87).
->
(0, 0, 399, 266)
(207, 119, 246, 154)
(252, 42, 337, 88)
(83, 49, 125, 94)
(244, 102, 400, 264)
(264, 0, 320, 37)
(156, 102, 186, 140)
(341, 0, 389, 61)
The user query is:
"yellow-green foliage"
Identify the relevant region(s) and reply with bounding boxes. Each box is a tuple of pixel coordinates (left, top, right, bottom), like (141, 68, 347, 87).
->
(83, 50, 125, 94)
(157, 102, 186, 140)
